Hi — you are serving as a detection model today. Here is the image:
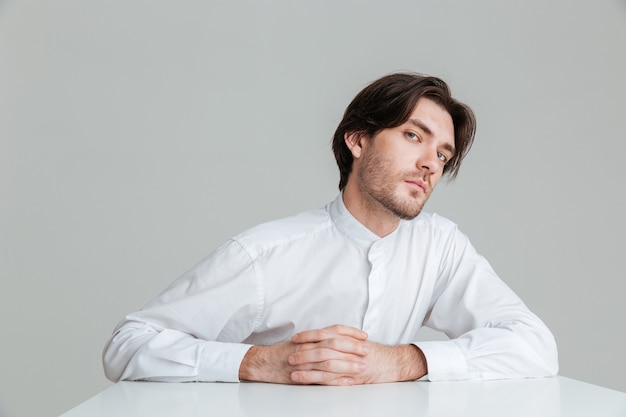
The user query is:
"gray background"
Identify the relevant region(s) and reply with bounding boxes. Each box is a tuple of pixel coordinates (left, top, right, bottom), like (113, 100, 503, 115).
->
(1, 1, 625, 416)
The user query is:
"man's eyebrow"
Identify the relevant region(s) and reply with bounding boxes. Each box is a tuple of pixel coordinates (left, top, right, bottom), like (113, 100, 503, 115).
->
(408, 118, 456, 155)
(408, 118, 433, 136)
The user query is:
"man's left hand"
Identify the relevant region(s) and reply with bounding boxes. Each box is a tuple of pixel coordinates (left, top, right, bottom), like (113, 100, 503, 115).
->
(288, 325, 427, 385)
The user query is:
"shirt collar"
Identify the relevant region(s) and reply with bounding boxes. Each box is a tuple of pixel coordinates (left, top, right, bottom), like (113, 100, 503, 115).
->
(328, 193, 382, 247)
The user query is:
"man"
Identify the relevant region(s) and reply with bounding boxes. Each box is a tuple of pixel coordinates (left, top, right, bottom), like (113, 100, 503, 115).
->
(103, 73, 558, 385)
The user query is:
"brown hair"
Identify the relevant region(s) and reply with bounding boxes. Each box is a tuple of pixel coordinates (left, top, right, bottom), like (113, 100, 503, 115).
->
(332, 73, 476, 190)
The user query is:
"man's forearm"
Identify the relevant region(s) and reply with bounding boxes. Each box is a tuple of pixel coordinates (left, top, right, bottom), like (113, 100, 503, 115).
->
(397, 344, 428, 381)
(239, 343, 296, 384)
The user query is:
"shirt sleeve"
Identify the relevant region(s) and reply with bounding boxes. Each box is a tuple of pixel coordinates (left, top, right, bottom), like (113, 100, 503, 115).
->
(415, 227, 559, 381)
(102, 239, 261, 382)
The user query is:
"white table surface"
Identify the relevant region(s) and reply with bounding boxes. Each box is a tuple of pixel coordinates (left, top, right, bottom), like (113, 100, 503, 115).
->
(60, 376, 626, 417)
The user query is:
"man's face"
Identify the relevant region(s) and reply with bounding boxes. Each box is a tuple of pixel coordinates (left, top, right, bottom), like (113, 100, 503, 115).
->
(354, 98, 455, 220)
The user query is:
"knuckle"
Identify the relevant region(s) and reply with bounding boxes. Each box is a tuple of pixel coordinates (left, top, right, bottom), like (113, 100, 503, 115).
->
(318, 348, 331, 361)
(326, 338, 339, 349)
(323, 370, 336, 381)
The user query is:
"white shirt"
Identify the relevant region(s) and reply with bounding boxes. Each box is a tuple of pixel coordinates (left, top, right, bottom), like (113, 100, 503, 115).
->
(103, 195, 558, 383)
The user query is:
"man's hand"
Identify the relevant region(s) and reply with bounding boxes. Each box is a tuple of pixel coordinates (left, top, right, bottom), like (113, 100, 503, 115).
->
(238, 325, 368, 385)
(238, 325, 427, 385)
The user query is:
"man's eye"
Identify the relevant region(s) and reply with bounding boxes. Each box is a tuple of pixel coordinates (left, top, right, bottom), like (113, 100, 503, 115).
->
(437, 152, 448, 163)
(406, 132, 419, 141)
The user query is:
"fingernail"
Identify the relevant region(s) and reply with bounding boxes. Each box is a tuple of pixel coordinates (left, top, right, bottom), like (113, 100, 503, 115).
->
(291, 372, 300, 382)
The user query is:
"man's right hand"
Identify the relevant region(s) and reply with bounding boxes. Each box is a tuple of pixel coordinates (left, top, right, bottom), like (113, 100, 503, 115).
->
(238, 325, 370, 385)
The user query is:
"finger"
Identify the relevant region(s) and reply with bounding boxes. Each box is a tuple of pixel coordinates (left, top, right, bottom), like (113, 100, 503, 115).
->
(291, 357, 366, 375)
(289, 347, 368, 368)
(326, 324, 368, 339)
(291, 325, 367, 343)
(292, 339, 368, 358)
(290, 359, 366, 375)
(291, 369, 359, 386)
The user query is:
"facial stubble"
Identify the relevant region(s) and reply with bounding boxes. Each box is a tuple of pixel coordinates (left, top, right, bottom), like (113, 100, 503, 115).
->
(357, 149, 431, 221)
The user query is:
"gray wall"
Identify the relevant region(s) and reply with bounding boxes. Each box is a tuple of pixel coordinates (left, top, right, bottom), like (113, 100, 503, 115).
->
(1, 1, 625, 416)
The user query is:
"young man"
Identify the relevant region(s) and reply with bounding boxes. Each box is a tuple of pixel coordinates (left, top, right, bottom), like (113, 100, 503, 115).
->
(103, 73, 558, 385)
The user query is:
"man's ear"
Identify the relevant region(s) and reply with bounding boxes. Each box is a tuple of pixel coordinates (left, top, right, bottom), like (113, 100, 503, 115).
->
(345, 131, 366, 159)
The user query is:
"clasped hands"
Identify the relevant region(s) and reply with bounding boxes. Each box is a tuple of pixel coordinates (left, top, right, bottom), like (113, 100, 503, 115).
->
(239, 324, 426, 386)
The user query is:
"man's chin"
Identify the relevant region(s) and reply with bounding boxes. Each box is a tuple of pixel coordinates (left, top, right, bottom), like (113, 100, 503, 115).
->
(389, 201, 424, 220)
(397, 209, 421, 221)
(375, 192, 426, 220)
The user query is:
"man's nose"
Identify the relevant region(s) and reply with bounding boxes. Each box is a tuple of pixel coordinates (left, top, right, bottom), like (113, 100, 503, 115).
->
(416, 148, 440, 173)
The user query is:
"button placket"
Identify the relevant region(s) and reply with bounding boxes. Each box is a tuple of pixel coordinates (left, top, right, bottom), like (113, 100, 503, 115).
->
(362, 241, 387, 333)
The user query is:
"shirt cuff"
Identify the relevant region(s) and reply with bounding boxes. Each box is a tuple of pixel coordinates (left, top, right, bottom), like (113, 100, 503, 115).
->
(198, 342, 254, 382)
(414, 340, 469, 381)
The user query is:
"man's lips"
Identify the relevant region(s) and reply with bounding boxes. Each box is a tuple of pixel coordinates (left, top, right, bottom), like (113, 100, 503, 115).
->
(405, 179, 428, 193)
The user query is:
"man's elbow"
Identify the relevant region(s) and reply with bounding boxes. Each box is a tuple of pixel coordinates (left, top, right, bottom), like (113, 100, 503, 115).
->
(536, 332, 559, 377)
(102, 341, 125, 382)
(545, 342, 559, 376)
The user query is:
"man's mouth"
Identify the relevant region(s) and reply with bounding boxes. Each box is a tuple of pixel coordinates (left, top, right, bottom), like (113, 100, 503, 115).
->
(405, 179, 428, 194)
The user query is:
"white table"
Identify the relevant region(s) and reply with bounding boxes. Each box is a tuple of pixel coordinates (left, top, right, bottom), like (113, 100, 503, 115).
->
(60, 376, 626, 417)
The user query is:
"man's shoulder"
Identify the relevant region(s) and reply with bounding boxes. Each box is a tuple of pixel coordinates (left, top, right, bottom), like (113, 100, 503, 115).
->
(231, 205, 332, 255)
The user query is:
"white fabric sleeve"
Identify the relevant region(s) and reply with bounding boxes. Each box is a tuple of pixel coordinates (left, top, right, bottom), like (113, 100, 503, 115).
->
(102, 239, 262, 382)
(415, 227, 559, 381)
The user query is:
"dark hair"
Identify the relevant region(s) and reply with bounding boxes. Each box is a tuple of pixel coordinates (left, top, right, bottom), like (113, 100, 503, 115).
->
(332, 73, 476, 190)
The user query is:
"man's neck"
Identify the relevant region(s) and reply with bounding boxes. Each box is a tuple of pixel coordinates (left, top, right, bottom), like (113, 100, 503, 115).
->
(341, 185, 400, 238)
